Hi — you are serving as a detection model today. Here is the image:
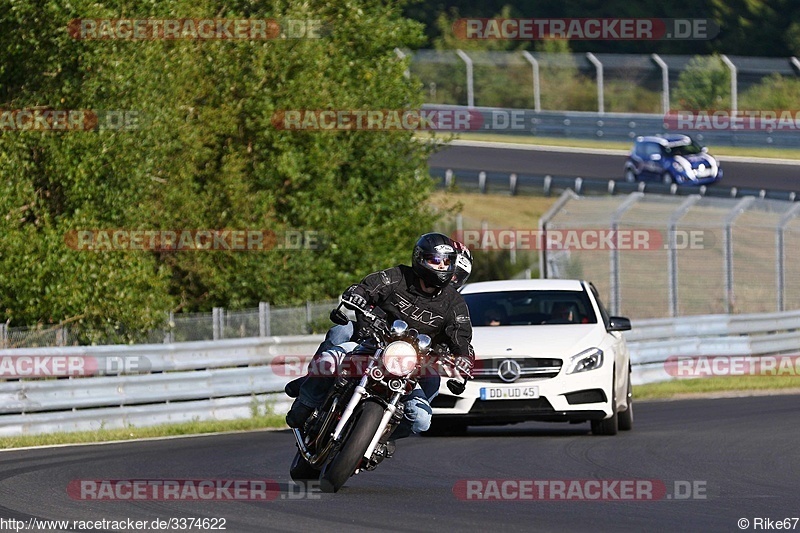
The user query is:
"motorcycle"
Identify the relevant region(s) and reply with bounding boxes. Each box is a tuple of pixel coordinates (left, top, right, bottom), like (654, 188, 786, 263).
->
(286, 299, 468, 493)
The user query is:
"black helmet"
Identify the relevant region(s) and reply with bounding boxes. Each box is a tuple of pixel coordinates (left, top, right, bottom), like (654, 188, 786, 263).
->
(412, 233, 457, 289)
(451, 241, 473, 289)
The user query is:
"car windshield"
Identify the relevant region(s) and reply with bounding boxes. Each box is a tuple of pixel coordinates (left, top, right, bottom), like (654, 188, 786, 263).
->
(665, 141, 703, 156)
(463, 290, 597, 326)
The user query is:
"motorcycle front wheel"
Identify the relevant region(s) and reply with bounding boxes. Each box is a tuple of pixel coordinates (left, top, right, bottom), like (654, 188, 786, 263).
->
(319, 400, 384, 493)
(290, 450, 320, 482)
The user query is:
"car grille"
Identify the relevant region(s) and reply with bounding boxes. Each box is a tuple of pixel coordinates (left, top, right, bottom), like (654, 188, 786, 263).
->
(472, 357, 562, 382)
(468, 398, 555, 415)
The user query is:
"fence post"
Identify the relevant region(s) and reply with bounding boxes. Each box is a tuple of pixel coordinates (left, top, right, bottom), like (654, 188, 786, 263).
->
(586, 52, 604, 115)
(521, 51, 541, 112)
(212, 307, 223, 340)
(259, 302, 271, 337)
(667, 196, 701, 317)
(306, 301, 313, 334)
(0, 323, 5, 349)
(609, 192, 644, 316)
(777, 204, 800, 312)
(478, 171, 486, 193)
(724, 197, 755, 313)
(455, 49, 474, 108)
(720, 55, 738, 113)
(651, 53, 669, 115)
(538, 189, 580, 279)
(164, 311, 174, 344)
(56, 327, 67, 347)
(394, 47, 410, 79)
(509, 227, 517, 265)
(445, 169, 454, 188)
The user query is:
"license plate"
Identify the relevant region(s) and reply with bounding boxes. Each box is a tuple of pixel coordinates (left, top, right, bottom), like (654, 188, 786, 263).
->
(480, 386, 539, 400)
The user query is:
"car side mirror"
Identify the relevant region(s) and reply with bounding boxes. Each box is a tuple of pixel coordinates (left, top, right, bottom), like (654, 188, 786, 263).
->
(607, 316, 631, 332)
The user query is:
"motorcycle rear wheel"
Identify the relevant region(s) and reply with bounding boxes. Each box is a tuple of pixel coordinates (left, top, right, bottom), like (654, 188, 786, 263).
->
(320, 400, 384, 493)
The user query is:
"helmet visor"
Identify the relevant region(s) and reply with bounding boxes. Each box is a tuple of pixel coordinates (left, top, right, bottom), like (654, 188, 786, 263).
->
(422, 252, 456, 272)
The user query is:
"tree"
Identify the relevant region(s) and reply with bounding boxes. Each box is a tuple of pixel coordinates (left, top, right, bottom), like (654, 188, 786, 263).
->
(672, 54, 731, 110)
(0, 0, 437, 342)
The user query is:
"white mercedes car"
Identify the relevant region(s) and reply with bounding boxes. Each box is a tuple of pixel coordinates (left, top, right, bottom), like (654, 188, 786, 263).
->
(429, 279, 633, 436)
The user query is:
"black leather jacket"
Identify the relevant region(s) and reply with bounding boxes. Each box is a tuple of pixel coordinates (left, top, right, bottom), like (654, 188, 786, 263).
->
(346, 265, 474, 362)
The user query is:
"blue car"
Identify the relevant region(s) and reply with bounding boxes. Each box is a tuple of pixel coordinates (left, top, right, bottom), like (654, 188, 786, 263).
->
(624, 134, 722, 185)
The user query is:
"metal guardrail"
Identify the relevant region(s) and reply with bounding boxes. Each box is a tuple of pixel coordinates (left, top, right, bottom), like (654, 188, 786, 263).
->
(0, 336, 322, 436)
(429, 167, 800, 202)
(422, 104, 800, 148)
(626, 310, 800, 385)
(0, 310, 798, 435)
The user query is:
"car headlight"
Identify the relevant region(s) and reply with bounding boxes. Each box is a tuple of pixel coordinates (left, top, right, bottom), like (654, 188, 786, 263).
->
(566, 348, 604, 374)
(382, 341, 418, 377)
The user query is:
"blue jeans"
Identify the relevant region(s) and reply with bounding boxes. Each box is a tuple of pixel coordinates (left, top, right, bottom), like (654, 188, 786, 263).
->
(391, 388, 434, 439)
(297, 323, 355, 408)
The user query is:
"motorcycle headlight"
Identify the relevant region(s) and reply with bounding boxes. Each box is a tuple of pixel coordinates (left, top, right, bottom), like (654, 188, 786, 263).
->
(382, 341, 418, 377)
(566, 348, 604, 374)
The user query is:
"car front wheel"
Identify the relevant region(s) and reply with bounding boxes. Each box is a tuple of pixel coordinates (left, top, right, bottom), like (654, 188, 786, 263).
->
(618, 370, 633, 431)
(624, 169, 636, 182)
(661, 171, 673, 185)
(591, 372, 619, 436)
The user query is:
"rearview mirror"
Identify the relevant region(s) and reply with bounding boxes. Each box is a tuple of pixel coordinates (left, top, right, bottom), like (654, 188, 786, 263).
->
(608, 316, 631, 332)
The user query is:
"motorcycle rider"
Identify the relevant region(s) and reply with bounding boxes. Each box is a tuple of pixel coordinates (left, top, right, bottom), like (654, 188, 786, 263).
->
(288, 239, 474, 369)
(285, 233, 475, 435)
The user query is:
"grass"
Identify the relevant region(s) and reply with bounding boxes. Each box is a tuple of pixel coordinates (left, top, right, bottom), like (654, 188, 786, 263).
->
(0, 413, 286, 450)
(635, 375, 800, 400)
(421, 132, 800, 160)
(428, 190, 556, 230)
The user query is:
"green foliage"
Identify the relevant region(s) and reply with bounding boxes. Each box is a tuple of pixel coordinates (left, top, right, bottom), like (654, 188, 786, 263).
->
(469, 250, 536, 282)
(672, 54, 731, 110)
(0, 0, 436, 341)
(739, 73, 800, 109)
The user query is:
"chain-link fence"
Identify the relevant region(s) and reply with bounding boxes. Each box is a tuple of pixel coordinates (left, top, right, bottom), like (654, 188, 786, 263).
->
(541, 190, 800, 319)
(1, 300, 339, 349)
